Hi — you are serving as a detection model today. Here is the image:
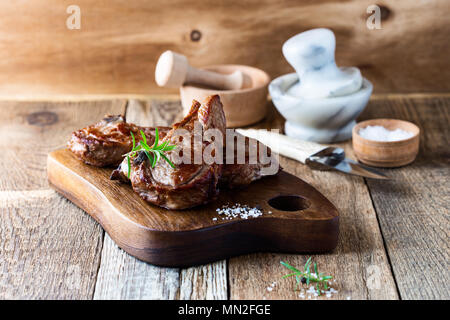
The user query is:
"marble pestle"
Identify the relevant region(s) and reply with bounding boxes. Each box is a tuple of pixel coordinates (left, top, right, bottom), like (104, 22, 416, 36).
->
(283, 28, 362, 99)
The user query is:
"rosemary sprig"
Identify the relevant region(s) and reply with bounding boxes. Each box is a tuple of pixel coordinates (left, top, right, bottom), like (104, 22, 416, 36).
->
(124, 128, 176, 178)
(280, 257, 333, 296)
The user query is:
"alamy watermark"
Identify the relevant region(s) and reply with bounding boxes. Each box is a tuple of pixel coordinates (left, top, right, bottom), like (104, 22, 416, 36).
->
(366, 4, 382, 30)
(66, 5, 81, 30)
(159, 126, 280, 175)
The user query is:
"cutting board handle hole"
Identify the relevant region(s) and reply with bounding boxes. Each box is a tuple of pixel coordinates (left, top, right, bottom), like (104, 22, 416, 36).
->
(268, 195, 311, 212)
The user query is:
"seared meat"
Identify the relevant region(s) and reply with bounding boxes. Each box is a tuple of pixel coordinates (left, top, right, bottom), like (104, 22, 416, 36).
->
(109, 130, 278, 189)
(68, 115, 169, 167)
(68, 112, 278, 190)
(67, 95, 280, 209)
(220, 133, 277, 188)
(112, 95, 226, 209)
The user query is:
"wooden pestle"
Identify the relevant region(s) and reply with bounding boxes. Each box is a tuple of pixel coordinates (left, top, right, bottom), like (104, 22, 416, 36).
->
(155, 50, 246, 90)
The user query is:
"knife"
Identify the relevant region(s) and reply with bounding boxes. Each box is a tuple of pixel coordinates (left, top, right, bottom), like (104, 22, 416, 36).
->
(236, 129, 389, 180)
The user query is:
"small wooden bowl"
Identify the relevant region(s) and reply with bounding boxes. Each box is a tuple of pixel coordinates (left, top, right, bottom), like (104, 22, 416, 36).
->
(180, 65, 270, 127)
(352, 119, 420, 167)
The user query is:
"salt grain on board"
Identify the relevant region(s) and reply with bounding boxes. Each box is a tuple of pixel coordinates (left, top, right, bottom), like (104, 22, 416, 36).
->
(266, 281, 277, 292)
(287, 285, 339, 299)
(215, 203, 264, 221)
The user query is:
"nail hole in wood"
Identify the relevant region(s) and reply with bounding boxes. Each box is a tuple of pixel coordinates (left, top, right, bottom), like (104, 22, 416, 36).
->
(26, 111, 58, 126)
(190, 30, 202, 42)
(268, 195, 311, 212)
(377, 4, 391, 20)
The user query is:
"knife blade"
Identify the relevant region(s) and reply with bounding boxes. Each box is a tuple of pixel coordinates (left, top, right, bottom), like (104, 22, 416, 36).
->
(236, 129, 389, 180)
(306, 147, 389, 179)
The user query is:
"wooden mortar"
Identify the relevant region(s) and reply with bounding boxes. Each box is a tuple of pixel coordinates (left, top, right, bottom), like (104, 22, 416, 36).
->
(180, 65, 270, 128)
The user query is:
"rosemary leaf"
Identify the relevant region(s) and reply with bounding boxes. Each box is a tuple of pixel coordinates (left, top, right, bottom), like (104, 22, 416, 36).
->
(153, 127, 159, 147)
(127, 155, 131, 179)
(164, 145, 177, 151)
(160, 153, 176, 168)
(140, 130, 147, 145)
(281, 257, 333, 297)
(131, 131, 136, 149)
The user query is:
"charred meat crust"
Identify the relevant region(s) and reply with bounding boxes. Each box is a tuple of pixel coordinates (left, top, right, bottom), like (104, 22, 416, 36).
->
(68, 114, 169, 167)
(119, 95, 226, 209)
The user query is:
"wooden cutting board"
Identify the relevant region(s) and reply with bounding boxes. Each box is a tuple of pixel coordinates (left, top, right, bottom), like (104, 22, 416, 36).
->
(47, 149, 339, 267)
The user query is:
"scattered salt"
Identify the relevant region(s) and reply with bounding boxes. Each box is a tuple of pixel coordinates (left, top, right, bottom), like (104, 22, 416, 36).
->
(215, 203, 264, 220)
(359, 125, 414, 142)
(266, 281, 277, 292)
(306, 286, 316, 295)
(267, 281, 277, 292)
(295, 285, 339, 299)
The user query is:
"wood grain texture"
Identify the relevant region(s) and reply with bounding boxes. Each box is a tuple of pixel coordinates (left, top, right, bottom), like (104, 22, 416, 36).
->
(0, 100, 126, 299)
(359, 97, 450, 300)
(228, 103, 399, 300)
(93, 234, 180, 300)
(0, 0, 448, 98)
(2, 96, 448, 299)
(180, 261, 227, 300)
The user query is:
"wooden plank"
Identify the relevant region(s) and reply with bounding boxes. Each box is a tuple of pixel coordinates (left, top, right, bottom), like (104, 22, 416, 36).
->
(228, 103, 399, 300)
(180, 261, 227, 300)
(0, 100, 126, 299)
(360, 96, 450, 300)
(92, 98, 228, 299)
(93, 235, 180, 300)
(0, 0, 448, 97)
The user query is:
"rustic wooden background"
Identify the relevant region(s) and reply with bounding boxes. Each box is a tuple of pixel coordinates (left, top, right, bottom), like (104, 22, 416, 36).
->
(1, 94, 448, 299)
(0, 0, 448, 301)
(0, 0, 448, 98)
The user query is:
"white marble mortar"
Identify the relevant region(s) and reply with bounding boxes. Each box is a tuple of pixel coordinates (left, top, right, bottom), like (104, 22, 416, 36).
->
(269, 73, 372, 143)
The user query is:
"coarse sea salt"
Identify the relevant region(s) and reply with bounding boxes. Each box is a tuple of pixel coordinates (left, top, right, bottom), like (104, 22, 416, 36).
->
(300, 285, 339, 299)
(215, 203, 264, 220)
(359, 125, 414, 142)
(266, 281, 277, 292)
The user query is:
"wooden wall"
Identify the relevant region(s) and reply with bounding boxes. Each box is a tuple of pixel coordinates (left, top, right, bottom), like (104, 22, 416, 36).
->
(0, 0, 448, 97)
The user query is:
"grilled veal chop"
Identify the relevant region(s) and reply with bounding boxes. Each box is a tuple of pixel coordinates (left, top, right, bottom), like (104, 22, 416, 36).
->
(68, 115, 169, 167)
(111, 95, 226, 209)
(68, 104, 278, 190)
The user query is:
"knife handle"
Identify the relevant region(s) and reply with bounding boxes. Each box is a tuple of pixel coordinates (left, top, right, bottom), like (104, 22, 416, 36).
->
(236, 129, 328, 163)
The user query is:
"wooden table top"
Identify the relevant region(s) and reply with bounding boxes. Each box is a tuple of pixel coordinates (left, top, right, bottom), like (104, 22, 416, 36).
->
(0, 94, 448, 300)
